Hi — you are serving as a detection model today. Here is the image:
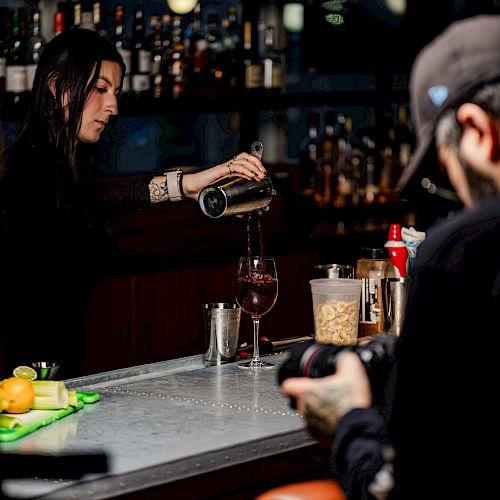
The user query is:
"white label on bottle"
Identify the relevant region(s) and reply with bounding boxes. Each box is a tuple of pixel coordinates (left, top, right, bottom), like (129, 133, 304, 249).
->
(6, 65, 27, 93)
(0, 57, 6, 79)
(263, 59, 273, 88)
(359, 278, 380, 324)
(138, 49, 151, 74)
(117, 48, 131, 74)
(26, 64, 37, 91)
(132, 74, 150, 92)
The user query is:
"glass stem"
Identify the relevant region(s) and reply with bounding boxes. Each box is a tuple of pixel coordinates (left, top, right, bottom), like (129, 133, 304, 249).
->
(252, 318, 261, 363)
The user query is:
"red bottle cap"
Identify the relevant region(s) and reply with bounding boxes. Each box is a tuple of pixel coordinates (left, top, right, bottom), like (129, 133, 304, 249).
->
(387, 223, 402, 241)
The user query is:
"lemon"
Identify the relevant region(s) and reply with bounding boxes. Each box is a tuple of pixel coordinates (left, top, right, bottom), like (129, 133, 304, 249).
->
(0, 377, 35, 413)
(13, 365, 37, 381)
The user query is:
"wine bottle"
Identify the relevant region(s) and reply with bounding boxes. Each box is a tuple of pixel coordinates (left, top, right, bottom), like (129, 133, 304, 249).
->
(205, 13, 224, 92)
(130, 8, 151, 96)
(298, 111, 320, 194)
(112, 5, 131, 93)
(53, 7, 65, 37)
(169, 16, 185, 99)
(5, 8, 28, 108)
(93, 1, 107, 38)
(222, 5, 242, 90)
(262, 26, 282, 91)
(79, 0, 94, 31)
(26, 10, 46, 91)
(243, 21, 262, 91)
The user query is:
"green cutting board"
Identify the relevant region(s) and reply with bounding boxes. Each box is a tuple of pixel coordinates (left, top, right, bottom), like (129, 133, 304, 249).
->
(0, 391, 100, 442)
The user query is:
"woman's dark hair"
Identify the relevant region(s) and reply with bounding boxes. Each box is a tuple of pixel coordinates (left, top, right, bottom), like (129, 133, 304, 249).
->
(21, 28, 126, 178)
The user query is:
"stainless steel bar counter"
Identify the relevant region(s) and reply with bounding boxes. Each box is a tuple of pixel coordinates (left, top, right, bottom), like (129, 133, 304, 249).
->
(1, 353, 329, 499)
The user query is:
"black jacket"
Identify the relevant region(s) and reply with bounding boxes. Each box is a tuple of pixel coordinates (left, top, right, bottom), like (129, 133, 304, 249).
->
(332, 195, 500, 499)
(0, 135, 154, 378)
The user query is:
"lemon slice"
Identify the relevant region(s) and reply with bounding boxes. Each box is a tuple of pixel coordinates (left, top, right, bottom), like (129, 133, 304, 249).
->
(13, 365, 37, 381)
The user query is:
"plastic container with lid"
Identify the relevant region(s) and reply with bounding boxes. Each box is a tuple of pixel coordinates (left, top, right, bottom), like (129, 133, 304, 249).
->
(310, 278, 362, 346)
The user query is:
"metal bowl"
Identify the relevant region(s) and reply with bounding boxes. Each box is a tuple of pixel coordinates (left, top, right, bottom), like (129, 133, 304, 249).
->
(31, 361, 60, 380)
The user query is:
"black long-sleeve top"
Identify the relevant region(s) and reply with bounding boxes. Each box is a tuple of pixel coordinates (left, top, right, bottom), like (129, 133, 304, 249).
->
(0, 135, 155, 378)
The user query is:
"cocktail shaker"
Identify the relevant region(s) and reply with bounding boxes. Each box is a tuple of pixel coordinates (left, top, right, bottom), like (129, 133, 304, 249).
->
(198, 141, 276, 218)
(198, 176, 276, 218)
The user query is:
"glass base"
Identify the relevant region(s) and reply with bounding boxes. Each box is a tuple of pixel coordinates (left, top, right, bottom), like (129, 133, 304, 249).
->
(238, 359, 274, 370)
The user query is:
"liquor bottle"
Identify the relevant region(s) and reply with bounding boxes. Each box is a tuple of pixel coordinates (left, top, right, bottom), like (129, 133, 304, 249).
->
(334, 115, 353, 207)
(262, 26, 283, 91)
(130, 8, 151, 96)
(205, 13, 224, 92)
(112, 5, 131, 93)
(79, 0, 94, 31)
(73, 2, 81, 29)
(57, 0, 73, 32)
(5, 8, 28, 108)
(93, 1, 107, 38)
(222, 5, 242, 90)
(395, 103, 414, 170)
(53, 8, 65, 36)
(183, 4, 206, 94)
(243, 21, 262, 91)
(316, 111, 336, 205)
(169, 16, 185, 99)
(149, 16, 163, 98)
(298, 111, 320, 194)
(26, 10, 46, 91)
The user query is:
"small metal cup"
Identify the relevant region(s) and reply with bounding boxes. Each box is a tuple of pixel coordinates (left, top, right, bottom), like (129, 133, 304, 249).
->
(202, 303, 241, 366)
(382, 278, 409, 335)
(313, 264, 355, 279)
(32, 361, 60, 380)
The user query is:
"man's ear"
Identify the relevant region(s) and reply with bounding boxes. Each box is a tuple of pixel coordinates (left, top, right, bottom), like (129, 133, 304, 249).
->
(457, 103, 500, 164)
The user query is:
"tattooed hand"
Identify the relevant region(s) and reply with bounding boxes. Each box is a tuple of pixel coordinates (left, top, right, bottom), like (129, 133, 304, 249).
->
(281, 352, 372, 437)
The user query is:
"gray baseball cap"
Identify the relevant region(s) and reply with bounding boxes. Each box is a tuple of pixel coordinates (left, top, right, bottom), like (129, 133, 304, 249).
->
(397, 15, 500, 192)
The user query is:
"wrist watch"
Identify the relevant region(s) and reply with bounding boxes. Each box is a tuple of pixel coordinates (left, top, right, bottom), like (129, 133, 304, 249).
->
(164, 169, 185, 202)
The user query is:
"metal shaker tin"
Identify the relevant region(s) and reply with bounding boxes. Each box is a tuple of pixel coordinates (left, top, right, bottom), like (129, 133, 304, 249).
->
(198, 175, 276, 218)
(198, 141, 276, 218)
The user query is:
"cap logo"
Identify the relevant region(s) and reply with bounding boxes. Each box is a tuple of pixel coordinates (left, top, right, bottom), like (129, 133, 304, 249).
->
(428, 85, 449, 107)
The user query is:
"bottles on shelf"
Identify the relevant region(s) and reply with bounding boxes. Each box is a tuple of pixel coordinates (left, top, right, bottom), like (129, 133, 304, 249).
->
(0, 2, 288, 103)
(302, 108, 415, 209)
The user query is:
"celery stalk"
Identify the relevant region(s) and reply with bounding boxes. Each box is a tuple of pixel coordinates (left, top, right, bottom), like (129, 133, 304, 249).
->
(68, 390, 78, 407)
(31, 380, 68, 410)
(0, 414, 22, 430)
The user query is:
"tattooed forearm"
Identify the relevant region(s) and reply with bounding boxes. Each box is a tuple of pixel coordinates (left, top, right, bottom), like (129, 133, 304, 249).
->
(149, 177, 169, 204)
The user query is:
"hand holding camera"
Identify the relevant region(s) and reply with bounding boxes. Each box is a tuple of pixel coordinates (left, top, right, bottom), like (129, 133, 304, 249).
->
(278, 334, 399, 438)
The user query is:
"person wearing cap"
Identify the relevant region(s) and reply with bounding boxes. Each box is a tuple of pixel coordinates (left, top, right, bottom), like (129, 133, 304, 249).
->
(281, 14, 500, 499)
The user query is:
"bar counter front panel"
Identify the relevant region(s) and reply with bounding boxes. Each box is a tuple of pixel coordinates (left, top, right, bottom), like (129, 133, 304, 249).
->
(1, 353, 332, 499)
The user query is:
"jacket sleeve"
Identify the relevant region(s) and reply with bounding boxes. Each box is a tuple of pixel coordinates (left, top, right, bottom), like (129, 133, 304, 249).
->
(331, 407, 394, 500)
(58, 174, 155, 212)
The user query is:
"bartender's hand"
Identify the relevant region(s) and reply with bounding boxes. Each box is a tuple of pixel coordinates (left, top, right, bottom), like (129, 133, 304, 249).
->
(281, 352, 372, 437)
(182, 152, 267, 200)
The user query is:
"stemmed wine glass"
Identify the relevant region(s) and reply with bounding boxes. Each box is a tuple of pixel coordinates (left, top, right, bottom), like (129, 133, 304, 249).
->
(235, 256, 278, 370)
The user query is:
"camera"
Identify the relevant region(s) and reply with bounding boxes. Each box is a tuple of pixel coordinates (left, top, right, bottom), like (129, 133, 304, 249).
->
(278, 334, 399, 408)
